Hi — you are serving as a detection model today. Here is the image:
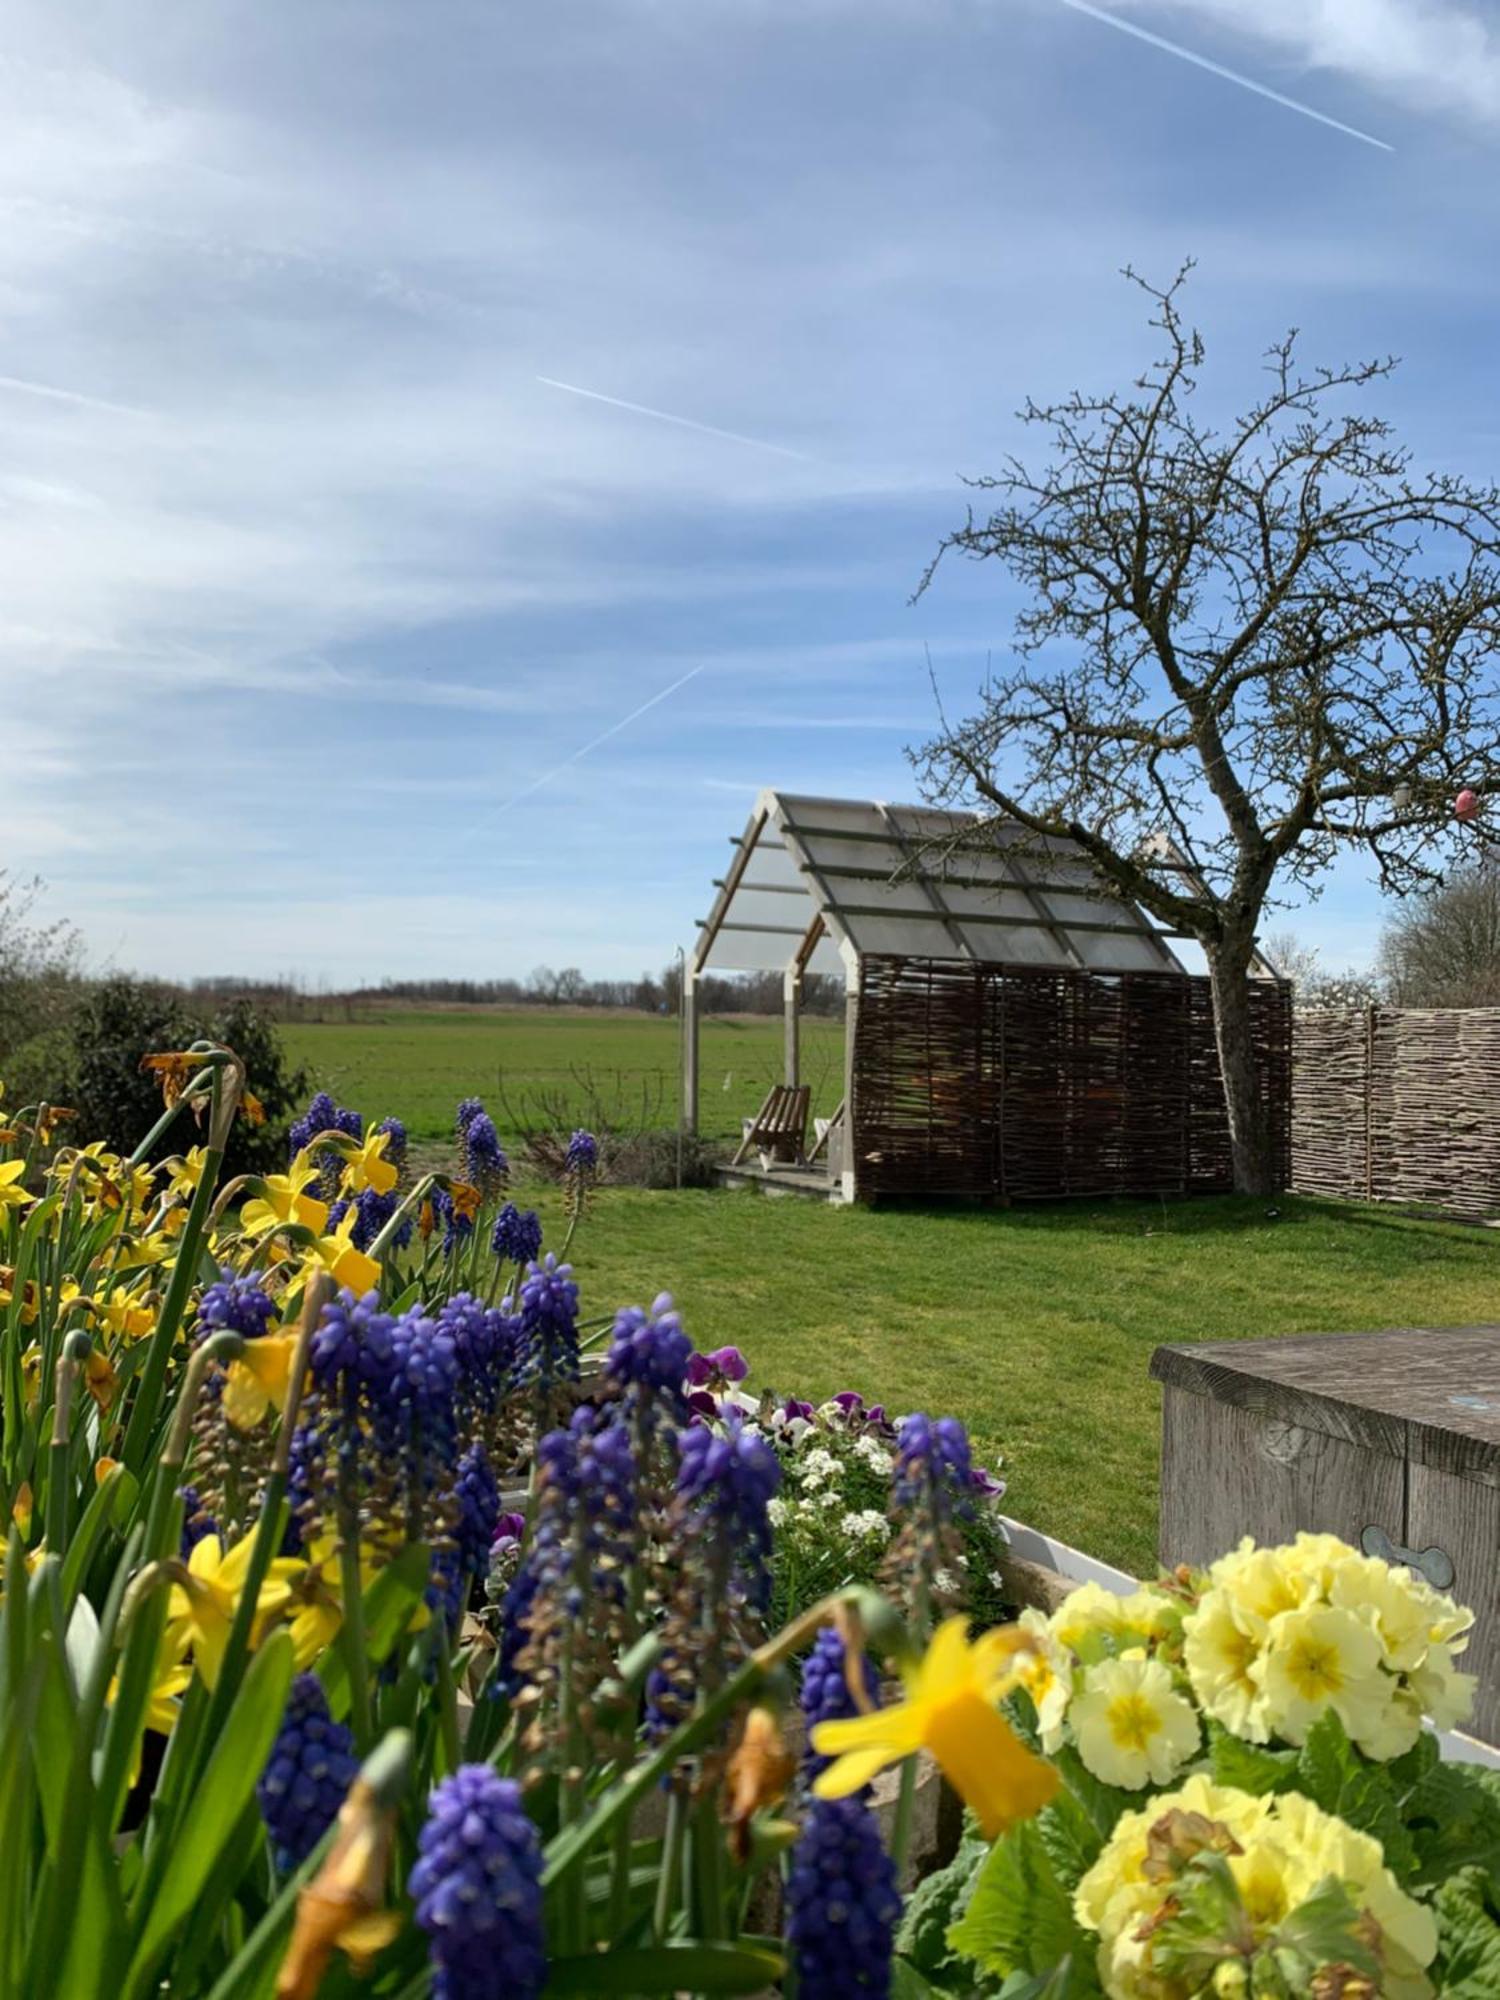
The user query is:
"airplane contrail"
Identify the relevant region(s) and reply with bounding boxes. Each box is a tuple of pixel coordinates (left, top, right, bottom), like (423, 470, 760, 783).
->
(1053, 0, 1394, 153)
(536, 375, 811, 461)
(0, 373, 153, 418)
(463, 661, 712, 836)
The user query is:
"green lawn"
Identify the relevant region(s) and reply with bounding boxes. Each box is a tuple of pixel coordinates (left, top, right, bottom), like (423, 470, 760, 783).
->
(521, 1186, 1500, 1578)
(281, 1007, 843, 1145)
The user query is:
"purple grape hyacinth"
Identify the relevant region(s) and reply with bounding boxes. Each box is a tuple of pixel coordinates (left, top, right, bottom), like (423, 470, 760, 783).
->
(194, 1270, 276, 1342)
(800, 1628, 881, 1783)
(462, 1110, 509, 1200)
(257, 1673, 358, 1872)
(607, 1294, 693, 1395)
(490, 1202, 543, 1267)
(409, 1766, 546, 2000)
(786, 1795, 901, 1997)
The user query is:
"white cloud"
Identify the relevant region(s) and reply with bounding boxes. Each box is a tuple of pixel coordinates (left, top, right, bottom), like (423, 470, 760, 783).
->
(1115, 0, 1500, 126)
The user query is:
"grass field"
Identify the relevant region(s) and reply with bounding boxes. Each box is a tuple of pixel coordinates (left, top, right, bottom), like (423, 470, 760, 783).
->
(516, 1184, 1500, 1577)
(284, 1007, 1500, 1577)
(280, 1006, 843, 1144)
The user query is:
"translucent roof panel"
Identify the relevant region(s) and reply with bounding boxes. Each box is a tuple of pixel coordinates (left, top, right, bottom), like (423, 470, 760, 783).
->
(692, 791, 1189, 978)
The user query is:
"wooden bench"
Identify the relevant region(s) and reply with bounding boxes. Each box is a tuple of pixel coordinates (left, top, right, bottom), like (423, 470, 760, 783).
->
(732, 1084, 812, 1167)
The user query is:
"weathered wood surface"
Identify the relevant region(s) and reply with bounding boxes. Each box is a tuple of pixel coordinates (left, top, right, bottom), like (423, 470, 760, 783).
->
(1159, 1389, 1407, 1572)
(850, 957, 1292, 1204)
(1292, 1003, 1500, 1218)
(1408, 1458, 1500, 1745)
(1152, 1326, 1500, 1486)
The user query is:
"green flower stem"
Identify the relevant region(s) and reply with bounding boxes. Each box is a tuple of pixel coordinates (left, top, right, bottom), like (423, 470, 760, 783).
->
(125, 1061, 220, 1167)
(890, 1757, 918, 1878)
(692, 1794, 727, 1942)
(435, 1633, 462, 1776)
(338, 1506, 374, 1746)
(543, 1594, 838, 1893)
(44, 1330, 92, 1555)
(121, 1070, 226, 1472)
(366, 1171, 437, 1262)
(653, 1781, 688, 1942)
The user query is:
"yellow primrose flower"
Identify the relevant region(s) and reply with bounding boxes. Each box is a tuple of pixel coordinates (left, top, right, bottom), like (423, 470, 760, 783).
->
(0, 1159, 35, 1212)
(340, 1129, 398, 1197)
(1069, 1652, 1200, 1790)
(1182, 1587, 1272, 1743)
(1049, 1581, 1137, 1658)
(812, 1615, 1059, 1839)
(223, 1329, 302, 1429)
(1272, 1791, 1438, 1971)
(1013, 1606, 1073, 1752)
(1407, 1644, 1478, 1734)
(1257, 1602, 1388, 1749)
(166, 1532, 305, 1690)
(305, 1209, 380, 1296)
(1328, 1552, 1472, 1672)
(240, 1151, 331, 1241)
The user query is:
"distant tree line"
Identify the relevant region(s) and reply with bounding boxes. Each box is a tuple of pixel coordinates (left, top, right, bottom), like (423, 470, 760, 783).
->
(211, 965, 846, 1022)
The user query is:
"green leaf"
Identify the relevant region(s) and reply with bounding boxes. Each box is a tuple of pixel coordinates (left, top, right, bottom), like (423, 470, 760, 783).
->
(1205, 1719, 1297, 1797)
(1294, 1711, 1415, 1882)
(891, 1958, 958, 1999)
(1432, 1868, 1500, 1998)
(896, 1828, 990, 1979)
(543, 1941, 785, 1993)
(1035, 1787, 1105, 1892)
(124, 1629, 294, 1997)
(948, 1822, 1093, 1994)
(1405, 1758, 1500, 1897)
(59, 1460, 137, 1607)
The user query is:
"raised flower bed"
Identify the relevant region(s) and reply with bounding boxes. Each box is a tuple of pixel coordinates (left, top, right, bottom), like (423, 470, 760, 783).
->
(1, 1049, 1497, 1998)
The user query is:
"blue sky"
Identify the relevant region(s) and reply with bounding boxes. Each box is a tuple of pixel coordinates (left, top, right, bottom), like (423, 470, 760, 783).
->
(6, 0, 1500, 985)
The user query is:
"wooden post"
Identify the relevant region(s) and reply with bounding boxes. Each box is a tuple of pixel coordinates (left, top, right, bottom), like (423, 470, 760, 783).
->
(841, 961, 860, 1203)
(783, 966, 801, 1088)
(682, 969, 699, 1137)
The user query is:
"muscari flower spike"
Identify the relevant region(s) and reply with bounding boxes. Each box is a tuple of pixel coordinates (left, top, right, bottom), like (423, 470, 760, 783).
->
(800, 1627, 881, 1784)
(491, 1202, 543, 1267)
(883, 1412, 977, 1624)
(435, 1291, 518, 1424)
(462, 1109, 509, 1201)
(455, 1096, 486, 1137)
(515, 1254, 581, 1424)
(257, 1672, 359, 1873)
(785, 1794, 901, 2000)
(409, 1766, 546, 2000)
(608, 1293, 693, 1400)
(194, 1269, 277, 1342)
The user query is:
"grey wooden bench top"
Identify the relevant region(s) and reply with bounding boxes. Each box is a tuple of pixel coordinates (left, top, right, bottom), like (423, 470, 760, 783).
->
(1151, 1325, 1500, 1485)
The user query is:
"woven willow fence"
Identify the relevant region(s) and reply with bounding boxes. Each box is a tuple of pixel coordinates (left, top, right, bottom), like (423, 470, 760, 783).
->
(1291, 1004, 1500, 1218)
(851, 956, 1293, 1203)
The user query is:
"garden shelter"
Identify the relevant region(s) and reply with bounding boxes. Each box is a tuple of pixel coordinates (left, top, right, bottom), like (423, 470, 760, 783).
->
(686, 790, 1291, 1203)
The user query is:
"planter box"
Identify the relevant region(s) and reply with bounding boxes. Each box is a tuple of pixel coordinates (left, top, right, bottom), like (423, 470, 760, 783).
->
(1152, 1325, 1500, 1752)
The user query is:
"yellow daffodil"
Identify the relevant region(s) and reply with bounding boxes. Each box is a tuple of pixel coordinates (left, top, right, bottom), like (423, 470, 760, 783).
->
(85, 1350, 120, 1412)
(163, 1146, 209, 1202)
(223, 1329, 302, 1429)
(94, 1456, 121, 1486)
(275, 1772, 402, 2000)
(1068, 1652, 1201, 1790)
(241, 1151, 331, 1241)
(305, 1209, 380, 1296)
(61, 1280, 157, 1343)
(114, 1230, 176, 1270)
(339, 1129, 398, 1197)
(813, 1616, 1060, 1838)
(0, 1159, 35, 1212)
(240, 1088, 266, 1126)
(20, 1343, 41, 1408)
(449, 1180, 481, 1222)
(11, 1482, 32, 1537)
(166, 1532, 305, 1689)
(0, 1266, 39, 1324)
(140, 1050, 201, 1109)
(285, 1538, 358, 1667)
(105, 1629, 194, 1782)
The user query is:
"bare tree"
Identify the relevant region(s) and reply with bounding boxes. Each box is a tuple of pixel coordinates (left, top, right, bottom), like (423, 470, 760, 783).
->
(914, 267, 1500, 1192)
(1379, 857, 1500, 1005)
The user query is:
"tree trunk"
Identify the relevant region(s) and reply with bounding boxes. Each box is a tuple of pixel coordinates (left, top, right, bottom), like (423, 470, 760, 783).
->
(1206, 937, 1278, 1197)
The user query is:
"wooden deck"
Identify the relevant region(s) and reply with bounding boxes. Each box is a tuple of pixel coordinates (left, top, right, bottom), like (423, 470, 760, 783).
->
(712, 1158, 844, 1203)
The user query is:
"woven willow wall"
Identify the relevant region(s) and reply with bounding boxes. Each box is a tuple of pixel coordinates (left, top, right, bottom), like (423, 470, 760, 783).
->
(851, 957, 1292, 1202)
(1291, 1004, 1500, 1218)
